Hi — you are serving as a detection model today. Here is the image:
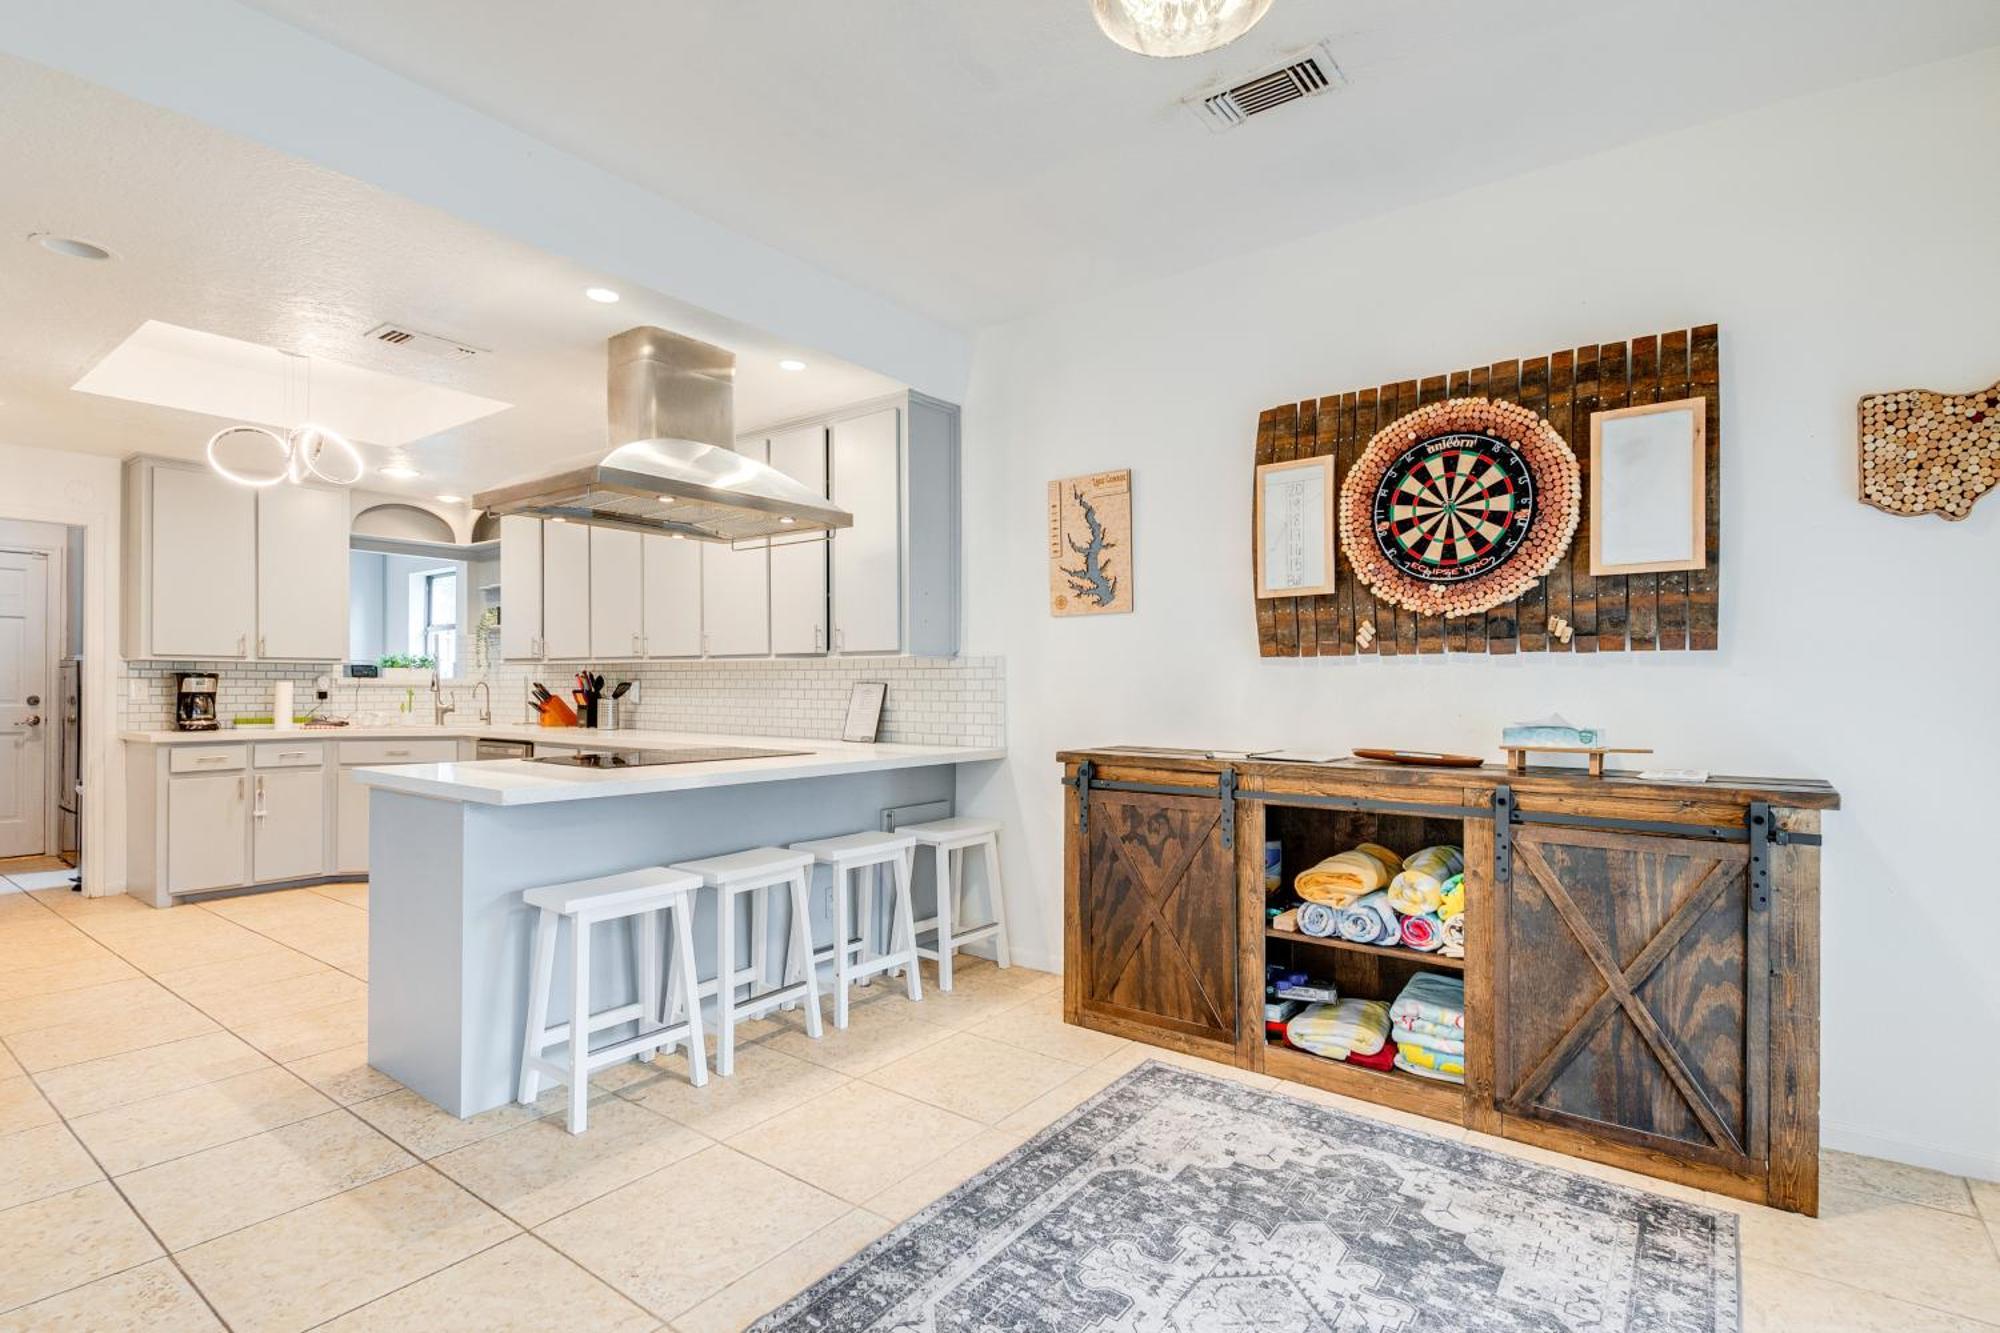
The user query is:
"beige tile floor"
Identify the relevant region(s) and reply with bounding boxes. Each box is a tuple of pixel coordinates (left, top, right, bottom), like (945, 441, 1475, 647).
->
(0, 880, 1995, 1331)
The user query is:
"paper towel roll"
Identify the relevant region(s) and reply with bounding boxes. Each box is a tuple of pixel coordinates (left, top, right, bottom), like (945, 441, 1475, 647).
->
(272, 681, 294, 731)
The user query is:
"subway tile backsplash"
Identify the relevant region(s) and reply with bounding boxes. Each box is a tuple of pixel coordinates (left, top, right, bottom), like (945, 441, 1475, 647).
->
(117, 649, 1005, 748)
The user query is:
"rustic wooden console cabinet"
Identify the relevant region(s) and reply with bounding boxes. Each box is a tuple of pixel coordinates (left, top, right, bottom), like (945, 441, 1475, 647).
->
(1059, 748, 1836, 1214)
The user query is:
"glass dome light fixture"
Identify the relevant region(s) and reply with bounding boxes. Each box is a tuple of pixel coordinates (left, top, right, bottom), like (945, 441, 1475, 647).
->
(1090, 0, 1273, 57)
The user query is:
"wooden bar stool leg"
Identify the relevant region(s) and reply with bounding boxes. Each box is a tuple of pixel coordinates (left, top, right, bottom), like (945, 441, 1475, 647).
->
(519, 907, 558, 1104)
(832, 864, 852, 1030)
(566, 915, 592, 1134)
(789, 870, 824, 1039)
(670, 896, 708, 1088)
(934, 842, 957, 992)
(635, 907, 663, 1060)
(894, 846, 922, 1002)
(716, 885, 738, 1077)
(983, 833, 1012, 968)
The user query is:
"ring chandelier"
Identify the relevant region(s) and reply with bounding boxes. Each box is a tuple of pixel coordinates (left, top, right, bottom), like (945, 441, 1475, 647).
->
(203, 353, 367, 488)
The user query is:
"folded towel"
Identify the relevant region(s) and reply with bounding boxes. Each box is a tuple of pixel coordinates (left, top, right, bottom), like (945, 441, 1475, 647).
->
(1336, 890, 1401, 945)
(1394, 1051, 1466, 1084)
(1343, 1041, 1398, 1071)
(1390, 973, 1466, 1030)
(1440, 914, 1466, 959)
(1392, 1023, 1465, 1056)
(1396, 1041, 1466, 1076)
(1286, 999, 1390, 1059)
(1403, 844, 1465, 880)
(1294, 843, 1401, 905)
(1386, 868, 1446, 916)
(1437, 874, 1465, 921)
(1393, 1013, 1462, 1041)
(1398, 912, 1445, 952)
(1296, 902, 1340, 938)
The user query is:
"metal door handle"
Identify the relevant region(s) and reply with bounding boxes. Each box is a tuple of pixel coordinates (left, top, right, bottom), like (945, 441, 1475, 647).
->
(237, 634, 247, 656)
(814, 625, 823, 652)
(254, 775, 266, 817)
(258, 635, 267, 657)
(20, 714, 40, 727)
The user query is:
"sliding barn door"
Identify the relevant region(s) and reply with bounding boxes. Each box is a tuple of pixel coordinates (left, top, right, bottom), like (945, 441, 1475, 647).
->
(1075, 787, 1238, 1054)
(1495, 824, 1765, 1173)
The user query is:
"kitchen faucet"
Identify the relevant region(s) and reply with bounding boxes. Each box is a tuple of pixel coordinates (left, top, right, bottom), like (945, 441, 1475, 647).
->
(472, 678, 492, 725)
(431, 672, 455, 726)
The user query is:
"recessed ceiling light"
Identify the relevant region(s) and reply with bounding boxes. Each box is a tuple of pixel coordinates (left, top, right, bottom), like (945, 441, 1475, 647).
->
(585, 287, 621, 304)
(378, 462, 420, 480)
(778, 359, 807, 372)
(33, 233, 112, 261)
(434, 494, 464, 503)
(778, 515, 796, 525)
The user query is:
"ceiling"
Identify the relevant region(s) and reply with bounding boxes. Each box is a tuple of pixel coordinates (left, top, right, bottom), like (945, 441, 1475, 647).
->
(241, 0, 2000, 329)
(0, 57, 902, 498)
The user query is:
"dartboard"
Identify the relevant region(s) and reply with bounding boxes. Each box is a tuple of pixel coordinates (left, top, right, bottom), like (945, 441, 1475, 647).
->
(1371, 432, 1537, 583)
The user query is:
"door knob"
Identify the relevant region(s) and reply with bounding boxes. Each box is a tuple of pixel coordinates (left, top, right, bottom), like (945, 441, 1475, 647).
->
(21, 715, 41, 727)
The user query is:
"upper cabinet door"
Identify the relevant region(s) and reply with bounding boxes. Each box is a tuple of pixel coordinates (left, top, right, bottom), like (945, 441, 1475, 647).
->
(767, 425, 829, 656)
(830, 408, 902, 655)
(498, 516, 544, 660)
(699, 439, 770, 657)
(255, 485, 350, 660)
(151, 467, 256, 659)
(588, 527, 645, 659)
(642, 534, 702, 658)
(540, 520, 592, 659)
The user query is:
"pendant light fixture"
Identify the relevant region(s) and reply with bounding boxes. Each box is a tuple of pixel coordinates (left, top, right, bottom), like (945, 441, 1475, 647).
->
(1090, 0, 1274, 57)
(204, 352, 366, 488)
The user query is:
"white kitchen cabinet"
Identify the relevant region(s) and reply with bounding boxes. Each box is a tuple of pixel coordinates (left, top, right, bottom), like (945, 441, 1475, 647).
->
(256, 485, 350, 660)
(699, 439, 770, 657)
(642, 534, 703, 658)
(830, 408, 903, 654)
(336, 767, 369, 873)
(768, 425, 830, 656)
(588, 527, 645, 659)
(146, 465, 256, 659)
(541, 520, 592, 659)
(499, 515, 544, 660)
(166, 771, 248, 894)
(253, 766, 325, 882)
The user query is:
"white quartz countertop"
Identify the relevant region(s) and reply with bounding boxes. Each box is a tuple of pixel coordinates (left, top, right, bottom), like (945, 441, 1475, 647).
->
(341, 729, 1003, 806)
(122, 722, 746, 747)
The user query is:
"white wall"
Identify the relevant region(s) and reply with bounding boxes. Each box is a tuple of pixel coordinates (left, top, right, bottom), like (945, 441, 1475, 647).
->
(958, 48, 2000, 1179)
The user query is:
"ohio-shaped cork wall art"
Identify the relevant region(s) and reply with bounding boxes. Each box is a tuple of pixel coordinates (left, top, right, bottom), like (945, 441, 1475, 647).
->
(1858, 380, 2000, 521)
(1049, 469, 1133, 616)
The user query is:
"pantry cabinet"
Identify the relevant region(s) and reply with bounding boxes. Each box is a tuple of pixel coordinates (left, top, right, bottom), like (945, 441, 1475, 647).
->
(122, 458, 348, 662)
(1059, 748, 1835, 1215)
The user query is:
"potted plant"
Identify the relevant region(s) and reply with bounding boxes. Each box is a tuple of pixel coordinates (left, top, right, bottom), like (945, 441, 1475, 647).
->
(377, 654, 437, 686)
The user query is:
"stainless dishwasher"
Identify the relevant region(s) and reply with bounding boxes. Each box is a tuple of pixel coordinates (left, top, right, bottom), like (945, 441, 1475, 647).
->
(473, 738, 535, 761)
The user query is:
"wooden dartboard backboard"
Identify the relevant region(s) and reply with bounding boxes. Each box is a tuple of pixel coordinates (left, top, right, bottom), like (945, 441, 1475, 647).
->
(1252, 325, 1721, 657)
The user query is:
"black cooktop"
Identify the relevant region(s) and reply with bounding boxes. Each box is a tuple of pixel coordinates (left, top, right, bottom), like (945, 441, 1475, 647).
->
(527, 746, 811, 769)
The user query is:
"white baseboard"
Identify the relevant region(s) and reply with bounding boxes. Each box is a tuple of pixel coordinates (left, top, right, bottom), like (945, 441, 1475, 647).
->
(1823, 1119, 2000, 1184)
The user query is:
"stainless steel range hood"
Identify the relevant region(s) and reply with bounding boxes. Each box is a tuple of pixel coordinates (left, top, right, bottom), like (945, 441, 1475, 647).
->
(473, 327, 851, 542)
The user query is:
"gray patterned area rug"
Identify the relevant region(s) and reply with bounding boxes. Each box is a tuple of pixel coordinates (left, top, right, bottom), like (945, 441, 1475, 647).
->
(753, 1061, 1739, 1332)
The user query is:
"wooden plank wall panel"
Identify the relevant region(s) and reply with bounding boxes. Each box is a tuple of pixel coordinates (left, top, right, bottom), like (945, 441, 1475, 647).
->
(1626, 335, 1660, 650)
(1656, 331, 1691, 650)
(1595, 342, 1631, 652)
(1254, 408, 1279, 657)
(1516, 356, 1550, 653)
(1485, 359, 1522, 655)
(1570, 346, 1601, 652)
(1689, 326, 1722, 650)
(1252, 325, 1717, 656)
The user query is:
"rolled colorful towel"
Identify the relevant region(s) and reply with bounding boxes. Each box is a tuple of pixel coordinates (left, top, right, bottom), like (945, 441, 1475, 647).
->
(1296, 902, 1340, 938)
(1387, 869, 1445, 916)
(1403, 844, 1464, 880)
(1394, 1050, 1466, 1084)
(1336, 890, 1400, 945)
(1294, 843, 1400, 905)
(1440, 914, 1466, 959)
(1399, 912, 1445, 952)
(1285, 998, 1390, 1059)
(1390, 972, 1466, 1031)
(1437, 874, 1465, 921)
(1391, 1023, 1465, 1056)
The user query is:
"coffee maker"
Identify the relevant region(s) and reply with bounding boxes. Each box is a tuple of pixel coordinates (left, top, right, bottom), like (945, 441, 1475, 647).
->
(175, 672, 219, 731)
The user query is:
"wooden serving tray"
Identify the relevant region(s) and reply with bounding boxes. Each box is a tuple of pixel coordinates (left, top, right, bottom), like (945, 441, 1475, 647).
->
(1352, 748, 1485, 768)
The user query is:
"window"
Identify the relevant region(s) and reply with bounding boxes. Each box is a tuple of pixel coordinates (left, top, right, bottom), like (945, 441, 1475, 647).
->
(422, 569, 458, 678)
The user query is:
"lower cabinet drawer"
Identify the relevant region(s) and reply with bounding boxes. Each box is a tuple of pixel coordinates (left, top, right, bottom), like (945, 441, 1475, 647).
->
(338, 739, 460, 765)
(255, 742, 326, 769)
(168, 745, 247, 774)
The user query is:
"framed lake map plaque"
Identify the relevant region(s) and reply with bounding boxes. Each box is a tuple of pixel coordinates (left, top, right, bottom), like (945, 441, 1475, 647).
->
(1049, 469, 1133, 617)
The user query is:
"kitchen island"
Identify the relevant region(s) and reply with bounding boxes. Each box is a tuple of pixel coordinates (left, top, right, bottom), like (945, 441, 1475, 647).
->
(352, 731, 1003, 1116)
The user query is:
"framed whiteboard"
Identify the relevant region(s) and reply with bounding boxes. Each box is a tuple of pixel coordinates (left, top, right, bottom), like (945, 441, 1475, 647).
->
(1254, 456, 1336, 598)
(1590, 397, 1707, 575)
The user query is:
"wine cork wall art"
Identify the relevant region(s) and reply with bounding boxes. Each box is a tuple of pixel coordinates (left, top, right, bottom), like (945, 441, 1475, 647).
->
(1253, 325, 1722, 657)
(1857, 380, 2000, 521)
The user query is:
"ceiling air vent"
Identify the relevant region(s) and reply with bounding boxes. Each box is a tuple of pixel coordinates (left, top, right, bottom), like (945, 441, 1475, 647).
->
(361, 322, 486, 360)
(1185, 43, 1344, 132)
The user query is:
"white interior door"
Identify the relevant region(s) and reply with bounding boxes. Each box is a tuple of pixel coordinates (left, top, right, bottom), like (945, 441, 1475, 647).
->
(0, 551, 49, 857)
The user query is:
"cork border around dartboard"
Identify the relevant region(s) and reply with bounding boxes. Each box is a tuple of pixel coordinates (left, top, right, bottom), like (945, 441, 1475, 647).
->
(1339, 397, 1580, 619)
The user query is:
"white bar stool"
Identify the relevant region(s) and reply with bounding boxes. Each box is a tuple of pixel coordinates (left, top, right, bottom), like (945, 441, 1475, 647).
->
(518, 867, 706, 1135)
(668, 848, 822, 1076)
(785, 831, 922, 1028)
(903, 816, 1011, 991)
